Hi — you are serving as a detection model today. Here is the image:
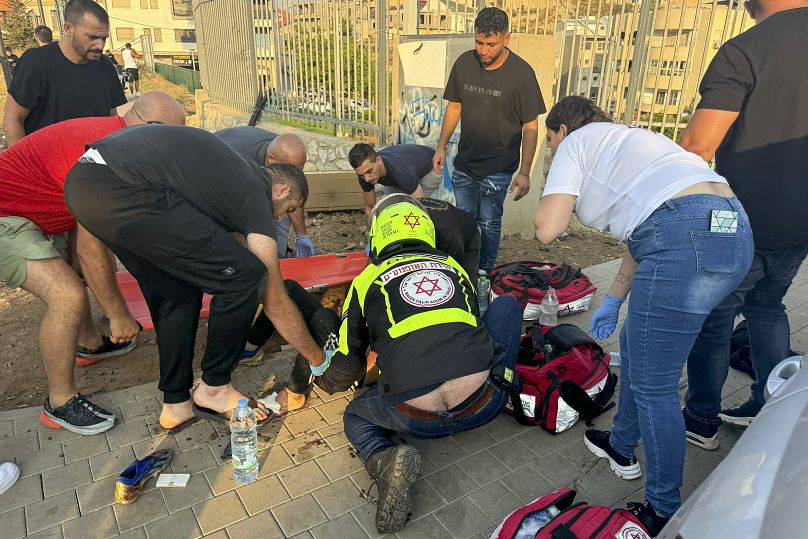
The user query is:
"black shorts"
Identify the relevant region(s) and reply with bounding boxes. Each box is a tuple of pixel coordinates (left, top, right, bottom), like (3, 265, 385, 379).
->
(124, 68, 139, 81)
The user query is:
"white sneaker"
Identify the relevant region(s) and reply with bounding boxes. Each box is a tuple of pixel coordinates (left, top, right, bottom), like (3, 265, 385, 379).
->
(0, 462, 20, 496)
(135, 92, 141, 97)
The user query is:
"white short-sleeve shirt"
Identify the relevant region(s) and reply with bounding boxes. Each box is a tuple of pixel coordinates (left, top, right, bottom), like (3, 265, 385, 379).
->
(542, 123, 728, 242)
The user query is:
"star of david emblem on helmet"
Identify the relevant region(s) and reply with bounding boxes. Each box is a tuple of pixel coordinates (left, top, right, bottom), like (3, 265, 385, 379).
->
(403, 211, 421, 229)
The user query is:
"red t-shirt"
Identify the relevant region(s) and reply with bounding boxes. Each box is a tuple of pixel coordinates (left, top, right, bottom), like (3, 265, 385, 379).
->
(0, 116, 126, 234)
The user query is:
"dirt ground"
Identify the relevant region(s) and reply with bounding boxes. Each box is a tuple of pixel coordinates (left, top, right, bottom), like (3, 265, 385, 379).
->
(0, 210, 622, 409)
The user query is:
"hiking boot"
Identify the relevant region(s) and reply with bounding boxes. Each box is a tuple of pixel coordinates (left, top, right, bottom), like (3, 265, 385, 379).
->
(239, 346, 266, 367)
(76, 335, 137, 366)
(627, 499, 670, 536)
(42, 394, 116, 435)
(683, 407, 719, 451)
(366, 445, 421, 533)
(583, 429, 641, 480)
(718, 399, 763, 427)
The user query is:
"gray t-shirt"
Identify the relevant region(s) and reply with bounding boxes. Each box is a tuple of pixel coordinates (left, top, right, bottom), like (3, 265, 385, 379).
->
(215, 126, 278, 166)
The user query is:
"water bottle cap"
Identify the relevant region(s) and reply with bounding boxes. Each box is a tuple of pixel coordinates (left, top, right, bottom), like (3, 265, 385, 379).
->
(237, 399, 248, 408)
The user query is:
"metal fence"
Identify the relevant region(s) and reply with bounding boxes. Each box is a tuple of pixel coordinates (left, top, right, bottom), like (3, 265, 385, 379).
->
(192, 0, 754, 145)
(154, 62, 202, 92)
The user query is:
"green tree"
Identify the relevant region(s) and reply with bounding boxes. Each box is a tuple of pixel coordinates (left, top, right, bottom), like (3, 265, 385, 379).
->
(1, 0, 37, 52)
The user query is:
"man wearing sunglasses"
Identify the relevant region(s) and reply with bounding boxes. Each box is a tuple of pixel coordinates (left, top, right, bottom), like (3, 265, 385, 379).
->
(0, 90, 185, 435)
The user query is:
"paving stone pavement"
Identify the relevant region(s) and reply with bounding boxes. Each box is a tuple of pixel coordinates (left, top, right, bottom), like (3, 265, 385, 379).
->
(1, 258, 807, 538)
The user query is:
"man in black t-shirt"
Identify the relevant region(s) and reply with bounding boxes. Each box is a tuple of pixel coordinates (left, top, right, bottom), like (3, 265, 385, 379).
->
(680, 0, 808, 440)
(4, 48, 19, 73)
(63, 126, 328, 431)
(3, 0, 126, 146)
(348, 142, 442, 223)
(433, 7, 545, 276)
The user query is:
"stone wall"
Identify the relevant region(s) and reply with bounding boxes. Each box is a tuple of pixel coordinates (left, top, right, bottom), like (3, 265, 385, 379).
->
(195, 90, 355, 172)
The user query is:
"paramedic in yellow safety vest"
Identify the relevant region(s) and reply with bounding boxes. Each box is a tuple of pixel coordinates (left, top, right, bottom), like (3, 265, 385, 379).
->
(333, 198, 524, 534)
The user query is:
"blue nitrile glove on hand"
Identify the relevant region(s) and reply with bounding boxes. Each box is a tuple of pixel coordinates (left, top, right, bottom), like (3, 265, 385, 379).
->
(310, 348, 334, 376)
(589, 294, 625, 340)
(295, 235, 315, 258)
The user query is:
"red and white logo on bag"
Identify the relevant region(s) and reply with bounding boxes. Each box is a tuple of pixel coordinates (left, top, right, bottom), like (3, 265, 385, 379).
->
(615, 522, 651, 539)
(400, 270, 454, 307)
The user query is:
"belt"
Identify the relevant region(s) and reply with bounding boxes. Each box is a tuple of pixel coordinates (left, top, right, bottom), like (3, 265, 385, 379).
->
(393, 383, 497, 421)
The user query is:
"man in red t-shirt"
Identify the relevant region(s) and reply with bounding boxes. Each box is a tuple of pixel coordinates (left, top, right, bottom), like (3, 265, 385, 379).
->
(0, 90, 185, 435)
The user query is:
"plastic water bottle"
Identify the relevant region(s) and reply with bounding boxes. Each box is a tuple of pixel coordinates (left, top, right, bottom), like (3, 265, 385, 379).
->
(610, 351, 622, 367)
(539, 287, 559, 327)
(230, 399, 259, 483)
(514, 505, 560, 538)
(477, 271, 490, 315)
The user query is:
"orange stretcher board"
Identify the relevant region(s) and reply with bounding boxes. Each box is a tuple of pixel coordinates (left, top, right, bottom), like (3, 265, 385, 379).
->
(117, 252, 369, 330)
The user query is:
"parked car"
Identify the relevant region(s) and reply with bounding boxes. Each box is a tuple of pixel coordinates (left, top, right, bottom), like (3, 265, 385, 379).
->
(297, 99, 332, 115)
(660, 354, 808, 538)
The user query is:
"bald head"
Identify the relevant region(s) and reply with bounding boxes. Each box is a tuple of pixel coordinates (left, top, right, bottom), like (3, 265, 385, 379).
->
(123, 91, 186, 126)
(266, 133, 307, 169)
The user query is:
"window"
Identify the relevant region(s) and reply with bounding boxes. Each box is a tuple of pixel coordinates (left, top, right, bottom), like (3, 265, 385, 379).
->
(668, 90, 681, 106)
(672, 60, 686, 77)
(642, 91, 653, 104)
(171, 0, 192, 17)
(143, 28, 151, 41)
(154, 28, 162, 42)
(649, 59, 659, 75)
(174, 29, 196, 43)
(596, 41, 605, 52)
(655, 90, 667, 105)
(50, 9, 58, 29)
(419, 14, 425, 24)
(111, 0, 130, 7)
(140, 0, 148, 8)
(584, 40, 592, 50)
(151, 0, 158, 7)
(117, 27, 135, 42)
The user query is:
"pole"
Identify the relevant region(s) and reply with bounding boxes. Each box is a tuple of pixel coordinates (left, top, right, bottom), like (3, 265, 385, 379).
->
(623, 0, 654, 125)
(376, 0, 388, 144)
(37, 0, 46, 27)
(0, 29, 12, 87)
(191, 49, 196, 71)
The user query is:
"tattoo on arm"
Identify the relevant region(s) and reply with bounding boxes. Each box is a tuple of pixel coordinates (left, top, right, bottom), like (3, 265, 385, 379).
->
(615, 271, 633, 286)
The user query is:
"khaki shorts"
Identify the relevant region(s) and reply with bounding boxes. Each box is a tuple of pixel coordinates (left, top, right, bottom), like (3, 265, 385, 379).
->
(0, 216, 70, 289)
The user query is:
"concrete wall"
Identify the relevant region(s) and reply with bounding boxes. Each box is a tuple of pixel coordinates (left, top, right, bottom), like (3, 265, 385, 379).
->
(195, 90, 355, 173)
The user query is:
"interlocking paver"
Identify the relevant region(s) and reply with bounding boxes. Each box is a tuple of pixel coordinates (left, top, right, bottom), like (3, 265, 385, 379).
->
(203, 464, 242, 496)
(271, 493, 328, 537)
(132, 433, 180, 460)
(0, 420, 13, 438)
(283, 431, 332, 464)
(0, 430, 38, 461)
(117, 527, 147, 539)
(311, 477, 365, 519)
(76, 474, 118, 514)
(107, 420, 154, 450)
(192, 490, 248, 535)
(350, 503, 385, 539)
(0, 474, 43, 514)
(14, 414, 44, 435)
(310, 511, 368, 539)
(316, 398, 350, 425)
(38, 427, 81, 449)
(409, 479, 447, 520)
(488, 439, 540, 471)
(256, 420, 295, 450)
(283, 408, 329, 436)
(226, 510, 285, 539)
(169, 445, 218, 475)
(25, 490, 80, 534)
(0, 507, 26, 539)
(256, 445, 296, 478)
(457, 450, 509, 487)
(449, 429, 498, 455)
(42, 459, 92, 497)
(119, 397, 162, 424)
(144, 507, 202, 539)
(396, 514, 450, 539)
(278, 459, 330, 498)
(529, 451, 581, 488)
(176, 421, 220, 452)
(15, 444, 65, 477)
(468, 480, 524, 523)
(161, 473, 214, 513)
(433, 496, 493, 538)
(407, 436, 467, 470)
(89, 445, 136, 481)
(0, 406, 39, 421)
(316, 446, 364, 481)
(236, 474, 291, 515)
(63, 434, 110, 464)
(113, 489, 169, 532)
(26, 524, 64, 539)
(577, 461, 641, 506)
(425, 464, 478, 503)
(500, 465, 556, 504)
(63, 506, 119, 539)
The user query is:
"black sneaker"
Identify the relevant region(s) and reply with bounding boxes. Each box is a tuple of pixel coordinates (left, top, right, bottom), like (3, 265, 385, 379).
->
(627, 499, 670, 536)
(683, 407, 719, 451)
(42, 394, 116, 435)
(583, 429, 641, 480)
(718, 398, 762, 427)
(365, 445, 421, 533)
(76, 335, 137, 366)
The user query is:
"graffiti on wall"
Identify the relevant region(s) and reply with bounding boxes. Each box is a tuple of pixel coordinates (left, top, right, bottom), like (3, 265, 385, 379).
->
(398, 86, 460, 203)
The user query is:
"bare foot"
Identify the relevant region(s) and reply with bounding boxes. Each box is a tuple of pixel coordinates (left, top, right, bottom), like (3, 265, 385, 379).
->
(274, 388, 307, 415)
(160, 401, 195, 429)
(193, 382, 269, 421)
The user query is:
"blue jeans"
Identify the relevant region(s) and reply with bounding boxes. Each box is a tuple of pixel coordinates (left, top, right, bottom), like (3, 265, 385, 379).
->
(343, 296, 523, 462)
(608, 195, 753, 517)
(685, 244, 808, 424)
(451, 169, 512, 274)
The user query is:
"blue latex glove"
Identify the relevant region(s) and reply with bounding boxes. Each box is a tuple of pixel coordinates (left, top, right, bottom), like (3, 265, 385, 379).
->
(310, 349, 334, 376)
(295, 234, 315, 258)
(589, 294, 625, 340)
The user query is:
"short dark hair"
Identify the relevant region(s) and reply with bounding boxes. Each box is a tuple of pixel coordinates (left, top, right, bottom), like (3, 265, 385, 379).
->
(475, 7, 509, 36)
(125, 43, 132, 48)
(64, 0, 110, 26)
(546, 96, 612, 134)
(4, 47, 11, 52)
(348, 143, 377, 169)
(34, 25, 53, 43)
(265, 163, 309, 203)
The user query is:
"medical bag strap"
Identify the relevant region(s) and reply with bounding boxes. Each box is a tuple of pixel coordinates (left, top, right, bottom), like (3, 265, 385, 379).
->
(489, 360, 534, 426)
(550, 525, 580, 539)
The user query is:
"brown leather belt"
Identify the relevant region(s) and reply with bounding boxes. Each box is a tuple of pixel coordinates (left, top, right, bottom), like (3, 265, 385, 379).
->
(393, 383, 497, 421)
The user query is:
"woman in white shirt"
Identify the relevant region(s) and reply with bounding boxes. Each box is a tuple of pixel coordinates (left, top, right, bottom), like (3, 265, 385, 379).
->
(533, 96, 753, 534)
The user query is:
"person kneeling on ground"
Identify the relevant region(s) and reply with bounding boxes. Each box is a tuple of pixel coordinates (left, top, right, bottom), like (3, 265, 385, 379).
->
(63, 125, 327, 432)
(334, 199, 521, 533)
(268, 194, 483, 414)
